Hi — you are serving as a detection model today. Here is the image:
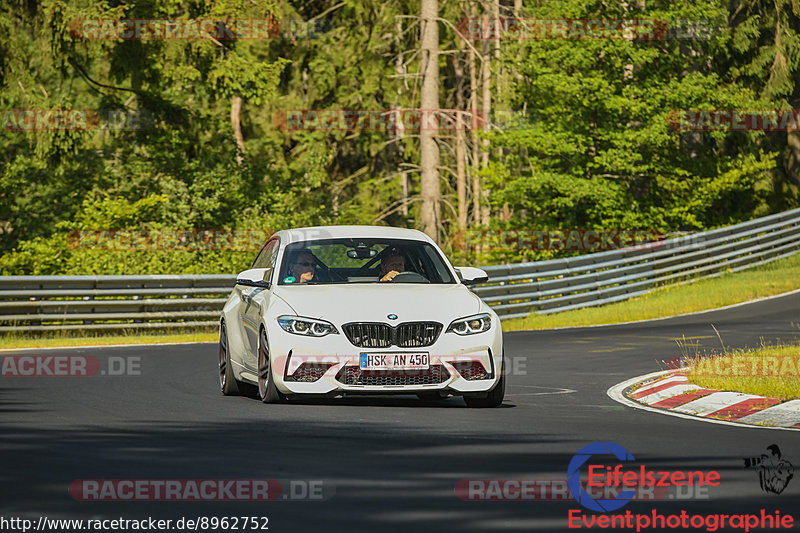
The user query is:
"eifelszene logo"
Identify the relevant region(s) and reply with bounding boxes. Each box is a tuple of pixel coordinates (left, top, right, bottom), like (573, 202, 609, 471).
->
(567, 441, 637, 512)
(744, 445, 794, 495)
(567, 441, 721, 513)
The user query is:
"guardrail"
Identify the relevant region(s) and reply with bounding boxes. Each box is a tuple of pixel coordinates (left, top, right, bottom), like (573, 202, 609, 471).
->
(1, 207, 799, 332)
(474, 207, 800, 319)
(0, 275, 232, 332)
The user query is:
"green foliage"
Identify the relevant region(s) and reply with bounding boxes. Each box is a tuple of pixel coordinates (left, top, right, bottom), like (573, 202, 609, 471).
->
(1, 0, 799, 274)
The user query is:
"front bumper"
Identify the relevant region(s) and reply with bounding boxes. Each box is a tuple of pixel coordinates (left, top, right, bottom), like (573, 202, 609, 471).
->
(266, 322, 503, 396)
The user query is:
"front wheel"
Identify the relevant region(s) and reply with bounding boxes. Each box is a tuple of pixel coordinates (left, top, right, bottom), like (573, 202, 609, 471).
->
(464, 355, 505, 408)
(219, 322, 240, 396)
(258, 328, 284, 404)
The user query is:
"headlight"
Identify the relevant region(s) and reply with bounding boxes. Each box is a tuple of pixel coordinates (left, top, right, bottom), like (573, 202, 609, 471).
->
(277, 316, 339, 337)
(446, 313, 491, 335)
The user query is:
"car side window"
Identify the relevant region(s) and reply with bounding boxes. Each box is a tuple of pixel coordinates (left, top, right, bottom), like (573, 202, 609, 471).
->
(252, 238, 279, 281)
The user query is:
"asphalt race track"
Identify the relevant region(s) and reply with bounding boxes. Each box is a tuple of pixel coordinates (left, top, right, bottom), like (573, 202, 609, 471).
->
(2, 293, 800, 532)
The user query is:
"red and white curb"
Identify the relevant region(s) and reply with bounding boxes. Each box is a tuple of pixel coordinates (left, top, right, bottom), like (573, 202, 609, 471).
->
(607, 370, 800, 431)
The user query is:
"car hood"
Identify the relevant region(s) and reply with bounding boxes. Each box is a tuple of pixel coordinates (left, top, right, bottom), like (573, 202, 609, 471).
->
(272, 283, 483, 324)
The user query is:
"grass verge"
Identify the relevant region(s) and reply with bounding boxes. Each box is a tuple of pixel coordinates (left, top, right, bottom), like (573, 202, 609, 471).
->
(683, 341, 800, 400)
(0, 328, 218, 350)
(503, 252, 800, 331)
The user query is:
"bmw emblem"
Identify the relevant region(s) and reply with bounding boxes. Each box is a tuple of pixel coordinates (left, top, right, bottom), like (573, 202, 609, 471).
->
(387, 314, 398, 320)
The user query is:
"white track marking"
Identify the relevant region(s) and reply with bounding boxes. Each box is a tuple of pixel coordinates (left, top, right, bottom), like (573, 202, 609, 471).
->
(607, 370, 800, 432)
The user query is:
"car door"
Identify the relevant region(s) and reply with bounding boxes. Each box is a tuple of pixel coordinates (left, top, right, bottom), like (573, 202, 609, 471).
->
(238, 237, 279, 371)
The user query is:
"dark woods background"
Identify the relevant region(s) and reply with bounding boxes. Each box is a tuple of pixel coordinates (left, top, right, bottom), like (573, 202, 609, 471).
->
(1, 0, 799, 274)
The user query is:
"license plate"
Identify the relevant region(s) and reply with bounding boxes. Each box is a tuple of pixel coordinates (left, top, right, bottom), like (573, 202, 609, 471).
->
(360, 353, 430, 370)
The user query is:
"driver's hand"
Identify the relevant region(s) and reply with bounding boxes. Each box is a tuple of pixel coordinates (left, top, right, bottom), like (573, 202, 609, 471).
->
(380, 270, 400, 282)
(300, 272, 314, 283)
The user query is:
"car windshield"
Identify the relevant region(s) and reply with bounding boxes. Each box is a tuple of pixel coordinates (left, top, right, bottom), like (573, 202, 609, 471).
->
(278, 238, 456, 285)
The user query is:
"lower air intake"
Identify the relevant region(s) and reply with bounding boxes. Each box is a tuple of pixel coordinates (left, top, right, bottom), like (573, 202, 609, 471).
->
(337, 365, 449, 386)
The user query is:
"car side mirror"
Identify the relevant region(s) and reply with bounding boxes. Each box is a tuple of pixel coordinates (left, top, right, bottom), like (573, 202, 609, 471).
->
(236, 268, 272, 289)
(455, 266, 489, 285)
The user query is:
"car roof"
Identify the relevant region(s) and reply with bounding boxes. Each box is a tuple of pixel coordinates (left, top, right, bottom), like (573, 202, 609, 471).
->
(276, 225, 435, 246)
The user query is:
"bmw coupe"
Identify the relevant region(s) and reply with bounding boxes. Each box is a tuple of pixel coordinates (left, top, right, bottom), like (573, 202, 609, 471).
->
(218, 226, 505, 407)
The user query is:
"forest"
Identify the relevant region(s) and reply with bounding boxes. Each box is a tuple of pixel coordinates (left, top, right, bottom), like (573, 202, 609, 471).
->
(1, 0, 799, 275)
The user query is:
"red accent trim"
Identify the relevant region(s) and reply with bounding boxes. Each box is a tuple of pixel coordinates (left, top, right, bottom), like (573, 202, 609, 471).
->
(650, 389, 718, 408)
(630, 374, 687, 400)
(706, 397, 783, 420)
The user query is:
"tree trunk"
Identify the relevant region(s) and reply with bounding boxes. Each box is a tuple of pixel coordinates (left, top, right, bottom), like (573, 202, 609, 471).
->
(469, 3, 481, 227)
(493, 0, 503, 114)
(419, 0, 440, 242)
(454, 39, 468, 231)
(787, 131, 800, 189)
(231, 95, 245, 164)
(492, 0, 504, 223)
(395, 18, 409, 216)
(480, 30, 491, 226)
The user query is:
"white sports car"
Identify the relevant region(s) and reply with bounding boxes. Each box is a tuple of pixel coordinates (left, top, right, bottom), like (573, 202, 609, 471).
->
(218, 226, 505, 407)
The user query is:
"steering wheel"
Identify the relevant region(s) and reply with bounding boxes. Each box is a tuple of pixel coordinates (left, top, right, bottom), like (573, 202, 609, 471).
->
(387, 271, 430, 283)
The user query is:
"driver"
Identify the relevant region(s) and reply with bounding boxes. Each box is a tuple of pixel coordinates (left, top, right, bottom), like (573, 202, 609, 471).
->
(288, 249, 317, 283)
(379, 249, 405, 282)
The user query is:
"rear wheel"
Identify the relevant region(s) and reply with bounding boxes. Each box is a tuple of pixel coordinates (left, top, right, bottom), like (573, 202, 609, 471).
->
(464, 354, 505, 408)
(219, 322, 240, 396)
(258, 328, 284, 404)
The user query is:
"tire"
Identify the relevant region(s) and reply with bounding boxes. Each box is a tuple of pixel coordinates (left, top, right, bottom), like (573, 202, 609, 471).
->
(219, 322, 240, 396)
(257, 327, 284, 404)
(464, 355, 505, 408)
